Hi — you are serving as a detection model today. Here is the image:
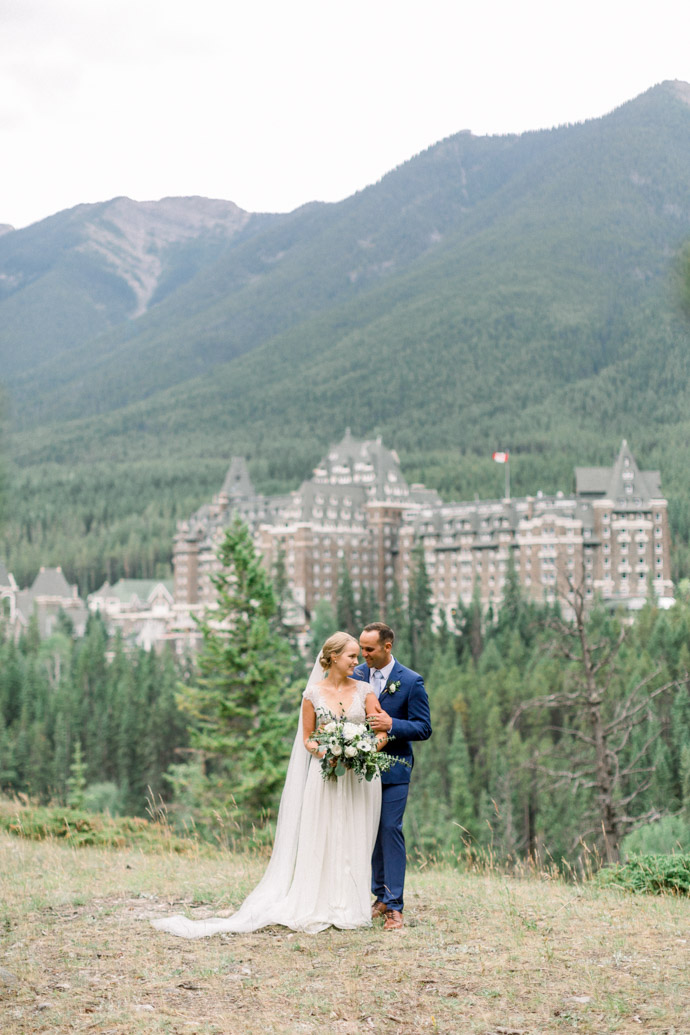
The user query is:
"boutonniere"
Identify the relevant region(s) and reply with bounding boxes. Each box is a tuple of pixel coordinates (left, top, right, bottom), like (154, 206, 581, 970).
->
(383, 680, 401, 696)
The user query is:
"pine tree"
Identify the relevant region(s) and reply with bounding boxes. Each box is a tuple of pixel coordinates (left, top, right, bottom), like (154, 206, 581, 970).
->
(448, 717, 475, 840)
(67, 740, 88, 809)
(146, 646, 189, 802)
(454, 584, 483, 663)
(336, 562, 358, 636)
(386, 580, 411, 663)
(309, 598, 337, 655)
(0, 715, 16, 789)
(681, 744, 690, 823)
(407, 542, 433, 673)
(174, 518, 296, 830)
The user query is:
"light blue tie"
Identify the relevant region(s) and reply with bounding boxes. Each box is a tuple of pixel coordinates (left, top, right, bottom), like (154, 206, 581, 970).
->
(373, 669, 385, 698)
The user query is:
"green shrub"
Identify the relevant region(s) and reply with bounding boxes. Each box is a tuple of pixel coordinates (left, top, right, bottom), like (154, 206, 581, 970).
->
(597, 853, 690, 896)
(621, 815, 690, 857)
(0, 797, 204, 854)
(82, 782, 124, 817)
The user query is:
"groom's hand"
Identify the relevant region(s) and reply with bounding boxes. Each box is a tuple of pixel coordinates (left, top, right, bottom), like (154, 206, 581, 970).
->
(368, 712, 392, 733)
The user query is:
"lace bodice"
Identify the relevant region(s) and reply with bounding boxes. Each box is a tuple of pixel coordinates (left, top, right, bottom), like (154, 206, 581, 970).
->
(303, 681, 370, 723)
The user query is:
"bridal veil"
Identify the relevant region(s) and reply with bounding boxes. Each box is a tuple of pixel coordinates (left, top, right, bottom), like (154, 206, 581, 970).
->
(152, 659, 322, 937)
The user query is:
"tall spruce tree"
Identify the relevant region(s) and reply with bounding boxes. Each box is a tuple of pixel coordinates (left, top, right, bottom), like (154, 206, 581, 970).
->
(174, 518, 296, 831)
(386, 580, 411, 663)
(336, 562, 358, 636)
(407, 542, 433, 673)
(309, 598, 337, 656)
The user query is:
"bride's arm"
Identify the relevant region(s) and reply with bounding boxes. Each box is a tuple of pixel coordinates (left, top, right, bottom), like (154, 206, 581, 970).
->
(302, 699, 323, 757)
(365, 693, 388, 751)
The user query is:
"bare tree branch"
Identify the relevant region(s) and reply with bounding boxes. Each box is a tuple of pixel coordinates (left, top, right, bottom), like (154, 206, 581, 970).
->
(605, 677, 673, 734)
(546, 725, 596, 747)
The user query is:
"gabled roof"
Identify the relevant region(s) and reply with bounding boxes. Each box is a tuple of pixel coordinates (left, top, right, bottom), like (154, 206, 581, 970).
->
(220, 457, 255, 499)
(574, 467, 611, 495)
(298, 480, 369, 523)
(575, 441, 662, 504)
(312, 429, 408, 495)
(31, 566, 76, 599)
(606, 440, 661, 502)
(91, 578, 174, 605)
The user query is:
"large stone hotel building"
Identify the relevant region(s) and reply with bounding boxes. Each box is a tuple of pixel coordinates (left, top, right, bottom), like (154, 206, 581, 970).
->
(172, 433, 673, 638)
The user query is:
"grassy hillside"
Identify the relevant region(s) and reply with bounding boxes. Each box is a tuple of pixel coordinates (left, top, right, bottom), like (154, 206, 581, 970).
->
(4, 81, 690, 590)
(1, 831, 688, 1033)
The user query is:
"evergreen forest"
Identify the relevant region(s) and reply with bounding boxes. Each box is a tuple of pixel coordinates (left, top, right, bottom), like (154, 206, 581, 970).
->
(2, 82, 690, 875)
(3, 522, 690, 870)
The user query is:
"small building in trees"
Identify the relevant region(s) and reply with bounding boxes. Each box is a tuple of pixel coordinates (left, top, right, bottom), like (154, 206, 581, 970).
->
(87, 578, 175, 651)
(13, 566, 88, 638)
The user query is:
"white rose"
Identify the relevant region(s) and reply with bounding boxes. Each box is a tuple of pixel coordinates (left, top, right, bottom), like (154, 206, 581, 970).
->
(344, 745, 358, 758)
(323, 721, 337, 734)
(342, 722, 364, 741)
(329, 742, 343, 756)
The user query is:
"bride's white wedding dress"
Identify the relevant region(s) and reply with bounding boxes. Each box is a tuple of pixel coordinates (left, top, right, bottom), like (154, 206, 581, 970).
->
(152, 680, 381, 937)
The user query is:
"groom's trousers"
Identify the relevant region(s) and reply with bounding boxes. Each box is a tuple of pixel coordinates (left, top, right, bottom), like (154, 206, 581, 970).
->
(372, 782, 409, 912)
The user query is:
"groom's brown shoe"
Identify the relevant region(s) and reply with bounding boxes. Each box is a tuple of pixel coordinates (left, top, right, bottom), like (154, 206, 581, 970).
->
(383, 910, 403, 930)
(371, 900, 388, 919)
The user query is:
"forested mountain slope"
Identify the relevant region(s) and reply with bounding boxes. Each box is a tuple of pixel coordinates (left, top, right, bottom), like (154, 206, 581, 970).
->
(3, 80, 690, 591)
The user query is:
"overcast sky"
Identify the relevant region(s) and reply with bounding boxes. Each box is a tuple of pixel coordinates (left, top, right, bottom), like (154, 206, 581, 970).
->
(1, 0, 688, 229)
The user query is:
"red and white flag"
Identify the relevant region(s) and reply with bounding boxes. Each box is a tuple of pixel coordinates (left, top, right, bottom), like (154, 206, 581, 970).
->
(492, 451, 509, 463)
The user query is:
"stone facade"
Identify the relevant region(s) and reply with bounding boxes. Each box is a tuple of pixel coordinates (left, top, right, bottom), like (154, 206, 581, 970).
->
(172, 435, 673, 636)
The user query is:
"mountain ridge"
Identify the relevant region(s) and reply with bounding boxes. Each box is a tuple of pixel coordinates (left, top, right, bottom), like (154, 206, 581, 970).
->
(3, 80, 690, 591)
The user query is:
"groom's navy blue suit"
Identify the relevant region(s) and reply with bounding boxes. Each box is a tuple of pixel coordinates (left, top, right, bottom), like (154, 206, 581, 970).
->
(354, 659, 432, 912)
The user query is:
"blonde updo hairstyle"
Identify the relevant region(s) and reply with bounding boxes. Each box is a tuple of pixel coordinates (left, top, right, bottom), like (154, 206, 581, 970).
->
(319, 631, 358, 672)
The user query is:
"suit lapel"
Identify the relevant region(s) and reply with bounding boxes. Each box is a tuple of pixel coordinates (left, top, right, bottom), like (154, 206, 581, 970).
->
(389, 660, 405, 687)
(380, 660, 405, 699)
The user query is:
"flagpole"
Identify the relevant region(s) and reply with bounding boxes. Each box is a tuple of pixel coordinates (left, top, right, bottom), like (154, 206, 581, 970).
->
(492, 451, 510, 500)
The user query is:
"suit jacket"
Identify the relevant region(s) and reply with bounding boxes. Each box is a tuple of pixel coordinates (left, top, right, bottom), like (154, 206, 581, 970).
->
(354, 659, 432, 785)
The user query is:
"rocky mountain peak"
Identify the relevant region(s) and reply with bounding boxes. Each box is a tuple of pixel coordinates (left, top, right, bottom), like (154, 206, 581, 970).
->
(670, 79, 690, 107)
(80, 195, 251, 317)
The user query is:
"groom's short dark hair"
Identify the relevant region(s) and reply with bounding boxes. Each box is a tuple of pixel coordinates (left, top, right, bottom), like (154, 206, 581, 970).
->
(362, 621, 395, 646)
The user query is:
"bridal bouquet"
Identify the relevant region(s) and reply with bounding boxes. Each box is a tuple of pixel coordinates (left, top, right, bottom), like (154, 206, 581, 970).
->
(312, 712, 407, 783)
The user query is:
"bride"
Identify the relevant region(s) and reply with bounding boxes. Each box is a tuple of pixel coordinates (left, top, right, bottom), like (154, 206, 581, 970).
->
(152, 632, 387, 936)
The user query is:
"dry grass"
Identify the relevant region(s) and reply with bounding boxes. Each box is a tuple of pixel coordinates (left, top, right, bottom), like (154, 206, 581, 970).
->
(1, 832, 688, 1035)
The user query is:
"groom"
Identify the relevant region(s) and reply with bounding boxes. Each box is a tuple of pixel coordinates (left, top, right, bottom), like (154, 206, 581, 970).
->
(354, 622, 432, 930)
